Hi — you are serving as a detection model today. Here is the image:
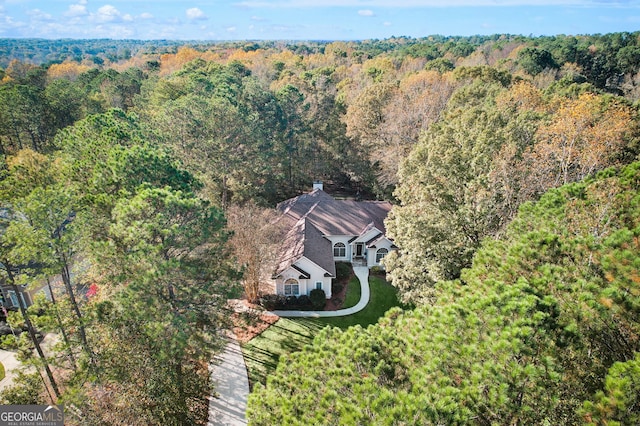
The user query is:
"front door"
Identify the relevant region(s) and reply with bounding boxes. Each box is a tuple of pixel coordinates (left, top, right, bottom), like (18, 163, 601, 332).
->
(355, 243, 364, 257)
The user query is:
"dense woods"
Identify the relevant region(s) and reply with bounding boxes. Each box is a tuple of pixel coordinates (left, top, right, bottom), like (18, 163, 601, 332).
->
(0, 33, 639, 424)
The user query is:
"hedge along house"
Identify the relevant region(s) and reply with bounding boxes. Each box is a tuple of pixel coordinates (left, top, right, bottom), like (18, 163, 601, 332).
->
(271, 182, 396, 299)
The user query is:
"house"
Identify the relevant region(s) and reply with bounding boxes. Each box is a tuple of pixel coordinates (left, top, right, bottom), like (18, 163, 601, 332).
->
(271, 182, 396, 299)
(0, 274, 56, 310)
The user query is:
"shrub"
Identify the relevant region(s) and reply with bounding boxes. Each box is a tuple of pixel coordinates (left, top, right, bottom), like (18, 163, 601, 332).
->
(370, 265, 385, 275)
(310, 289, 326, 310)
(259, 294, 282, 311)
(259, 294, 318, 310)
(0, 334, 18, 350)
(331, 281, 344, 295)
(0, 322, 13, 336)
(297, 295, 312, 310)
(0, 361, 4, 381)
(0, 371, 44, 405)
(285, 296, 298, 307)
(335, 262, 351, 281)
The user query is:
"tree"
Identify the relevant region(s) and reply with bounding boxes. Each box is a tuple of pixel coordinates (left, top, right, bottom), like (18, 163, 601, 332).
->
(520, 92, 635, 199)
(78, 186, 238, 424)
(1, 150, 96, 371)
(0, 215, 60, 401)
(581, 354, 640, 425)
(374, 70, 455, 187)
(386, 81, 511, 303)
(517, 46, 559, 76)
(148, 60, 288, 206)
(227, 202, 284, 302)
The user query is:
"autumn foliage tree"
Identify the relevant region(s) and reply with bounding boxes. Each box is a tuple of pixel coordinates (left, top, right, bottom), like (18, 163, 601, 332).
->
(227, 202, 285, 302)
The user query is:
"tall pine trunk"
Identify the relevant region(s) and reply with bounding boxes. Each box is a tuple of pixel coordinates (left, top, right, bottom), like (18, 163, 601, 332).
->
(46, 277, 77, 371)
(3, 261, 60, 400)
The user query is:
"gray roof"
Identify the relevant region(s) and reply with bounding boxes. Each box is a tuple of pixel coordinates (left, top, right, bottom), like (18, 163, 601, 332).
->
(277, 189, 392, 236)
(274, 189, 392, 276)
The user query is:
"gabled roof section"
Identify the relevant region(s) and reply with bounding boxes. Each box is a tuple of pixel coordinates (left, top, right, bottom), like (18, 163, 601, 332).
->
(302, 219, 336, 277)
(367, 234, 395, 249)
(274, 216, 307, 276)
(365, 232, 384, 246)
(274, 188, 391, 279)
(274, 216, 335, 278)
(292, 264, 311, 279)
(277, 189, 392, 237)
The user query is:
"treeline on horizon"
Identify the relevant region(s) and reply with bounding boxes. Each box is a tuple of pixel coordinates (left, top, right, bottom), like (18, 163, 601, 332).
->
(2, 32, 640, 202)
(0, 32, 639, 424)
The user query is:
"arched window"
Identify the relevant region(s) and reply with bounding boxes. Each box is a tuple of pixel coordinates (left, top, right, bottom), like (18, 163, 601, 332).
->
(284, 278, 299, 296)
(333, 242, 346, 258)
(375, 248, 389, 264)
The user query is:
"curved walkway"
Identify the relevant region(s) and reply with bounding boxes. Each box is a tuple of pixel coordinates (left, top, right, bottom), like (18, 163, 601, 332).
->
(271, 266, 370, 318)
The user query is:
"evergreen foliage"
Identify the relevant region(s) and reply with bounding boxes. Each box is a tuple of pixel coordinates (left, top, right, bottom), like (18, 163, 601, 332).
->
(248, 161, 640, 425)
(309, 289, 326, 310)
(0, 34, 639, 423)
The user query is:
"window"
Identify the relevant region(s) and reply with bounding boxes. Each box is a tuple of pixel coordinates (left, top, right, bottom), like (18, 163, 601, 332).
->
(316, 282, 322, 290)
(376, 248, 389, 264)
(333, 242, 346, 258)
(284, 278, 299, 296)
(7, 290, 25, 308)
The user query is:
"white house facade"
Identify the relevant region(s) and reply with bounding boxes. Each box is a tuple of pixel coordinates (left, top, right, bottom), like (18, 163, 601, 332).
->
(271, 182, 396, 299)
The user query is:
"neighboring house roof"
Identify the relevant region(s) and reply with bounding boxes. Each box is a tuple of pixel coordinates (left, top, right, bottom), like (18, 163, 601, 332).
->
(274, 189, 393, 278)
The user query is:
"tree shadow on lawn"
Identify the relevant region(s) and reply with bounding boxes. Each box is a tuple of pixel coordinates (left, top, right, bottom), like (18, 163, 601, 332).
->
(242, 275, 403, 389)
(242, 318, 324, 389)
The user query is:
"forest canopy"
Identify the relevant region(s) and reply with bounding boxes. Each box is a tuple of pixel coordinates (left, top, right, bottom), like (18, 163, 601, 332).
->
(0, 33, 639, 424)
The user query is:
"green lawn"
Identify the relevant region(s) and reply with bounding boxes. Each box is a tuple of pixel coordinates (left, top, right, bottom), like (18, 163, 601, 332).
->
(316, 275, 401, 329)
(340, 274, 361, 309)
(242, 274, 402, 387)
(242, 317, 323, 388)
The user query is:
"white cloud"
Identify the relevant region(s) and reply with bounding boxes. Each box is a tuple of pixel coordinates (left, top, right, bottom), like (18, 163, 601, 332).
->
(227, 26, 237, 32)
(383, 21, 392, 26)
(186, 7, 207, 20)
(27, 9, 54, 21)
(65, 4, 88, 17)
(140, 12, 154, 19)
(358, 9, 375, 16)
(95, 5, 124, 23)
(0, 8, 24, 34)
(92, 23, 135, 38)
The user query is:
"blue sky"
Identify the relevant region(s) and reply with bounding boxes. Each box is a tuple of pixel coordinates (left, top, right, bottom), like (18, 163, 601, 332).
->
(0, 1, 639, 40)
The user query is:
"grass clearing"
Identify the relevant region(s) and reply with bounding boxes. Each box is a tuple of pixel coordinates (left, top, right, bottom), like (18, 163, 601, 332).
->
(242, 317, 323, 388)
(242, 273, 402, 387)
(316, 275, 401, 329)
(340, 274, 361, 309)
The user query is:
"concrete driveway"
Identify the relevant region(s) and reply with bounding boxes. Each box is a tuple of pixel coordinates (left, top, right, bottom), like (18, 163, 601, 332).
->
(208, 334, 249, 426)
